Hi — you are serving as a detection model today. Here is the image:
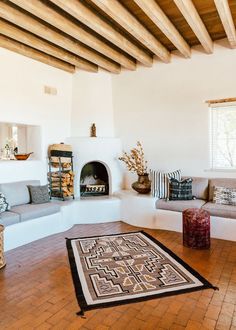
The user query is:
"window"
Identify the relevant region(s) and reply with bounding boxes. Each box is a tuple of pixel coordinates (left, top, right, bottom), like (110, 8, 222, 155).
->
(210, 103, 236, 169)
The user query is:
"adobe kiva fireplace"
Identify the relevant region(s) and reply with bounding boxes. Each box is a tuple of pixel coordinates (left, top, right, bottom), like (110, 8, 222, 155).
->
(65, 137, 123, 198)
(80, 161, 109, 197)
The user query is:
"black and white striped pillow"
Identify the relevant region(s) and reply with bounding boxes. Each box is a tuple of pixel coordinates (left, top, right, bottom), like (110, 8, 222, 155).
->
(150, 169, 181, 198)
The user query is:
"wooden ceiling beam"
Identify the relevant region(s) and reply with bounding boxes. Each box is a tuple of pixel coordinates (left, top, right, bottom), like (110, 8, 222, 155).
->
(133, 0, 191, 58)
(10, 0, 135, 71)
(214, 0, 236, 48)
(0, 35, 75, 73)
(90, 0, 171, 63)
(0, 19, 98, 72)
(173, 0, 214, 54)
(0, 2, 119, 73)
(50, 0, 152, 67)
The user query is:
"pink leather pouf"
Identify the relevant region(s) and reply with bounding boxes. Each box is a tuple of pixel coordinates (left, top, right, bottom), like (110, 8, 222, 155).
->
(182, 208, 210, 249)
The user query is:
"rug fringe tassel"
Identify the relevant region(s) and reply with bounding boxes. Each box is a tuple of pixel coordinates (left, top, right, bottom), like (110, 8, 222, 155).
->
(76, 310, 86, 318)
(212, 286, 219, 291)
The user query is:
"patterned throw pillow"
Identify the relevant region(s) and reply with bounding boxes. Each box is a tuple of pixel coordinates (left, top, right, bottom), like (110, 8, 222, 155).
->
(28, 185, 50, 204)
(0, 192, 9, 213)
(150, 169, 181, 198)
(169, 178, 193, 201)
(213, 186, 236, 206)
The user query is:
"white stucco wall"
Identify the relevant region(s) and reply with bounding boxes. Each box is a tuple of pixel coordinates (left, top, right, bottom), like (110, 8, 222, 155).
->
(0, 47, 72, 183)
(71, 70, 114, 138)
(112, 40, 236, 186)
(2, 39, 236, 187)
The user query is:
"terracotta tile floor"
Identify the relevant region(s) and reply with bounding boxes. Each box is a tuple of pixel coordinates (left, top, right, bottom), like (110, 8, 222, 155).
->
(0, 221, 236, 330)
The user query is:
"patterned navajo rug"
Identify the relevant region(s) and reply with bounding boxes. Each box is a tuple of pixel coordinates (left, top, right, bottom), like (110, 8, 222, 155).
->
(66, 231, 216, 315)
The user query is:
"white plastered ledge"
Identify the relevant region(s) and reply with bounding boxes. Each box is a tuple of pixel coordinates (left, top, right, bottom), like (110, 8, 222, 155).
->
(4, 190, 236, 251)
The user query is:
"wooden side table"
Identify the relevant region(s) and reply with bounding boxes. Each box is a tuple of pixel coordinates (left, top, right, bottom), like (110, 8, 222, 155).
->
(0, 225, 6, 269)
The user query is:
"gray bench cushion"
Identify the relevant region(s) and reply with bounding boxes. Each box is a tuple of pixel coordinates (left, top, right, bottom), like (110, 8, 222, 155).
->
(192, 177, 209, 200)
(202, 202, 236, 219)
(0, 211, 20, 226)
(156, 199, 206, 212)
(11, 202, 60, 222)
(0, 180, 40, 207)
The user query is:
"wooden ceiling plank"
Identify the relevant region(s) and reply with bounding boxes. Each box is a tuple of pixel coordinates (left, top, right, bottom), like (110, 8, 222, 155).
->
(10, 0, 135, 70)
(0, 19, 98, 72)
(0, 35, 75, 73)
(50, 0, 152, 67)
(133, 0, 191, 58)
(173, 0, 214, 54)
(0, 2, 120, 73)
(214, 0, 236, 48)
(90, 0, 171, 63)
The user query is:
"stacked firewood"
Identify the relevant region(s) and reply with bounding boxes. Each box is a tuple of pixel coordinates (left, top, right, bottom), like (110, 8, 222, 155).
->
(49, 170, 74, 197)
(50, 156, 72, 169)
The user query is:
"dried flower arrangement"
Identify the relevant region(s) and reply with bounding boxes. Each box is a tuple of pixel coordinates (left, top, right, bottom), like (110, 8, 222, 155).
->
(119, 141, 148, 176)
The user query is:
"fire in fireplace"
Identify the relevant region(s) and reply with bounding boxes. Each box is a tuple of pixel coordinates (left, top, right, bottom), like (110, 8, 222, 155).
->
(80, 161, 109, 197)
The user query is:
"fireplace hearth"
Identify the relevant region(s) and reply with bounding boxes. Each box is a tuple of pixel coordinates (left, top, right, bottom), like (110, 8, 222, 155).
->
(80, 161, 109, 197)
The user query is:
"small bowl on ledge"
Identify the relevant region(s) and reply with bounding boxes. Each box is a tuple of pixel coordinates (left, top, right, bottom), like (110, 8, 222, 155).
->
(14, 152, 33, 161)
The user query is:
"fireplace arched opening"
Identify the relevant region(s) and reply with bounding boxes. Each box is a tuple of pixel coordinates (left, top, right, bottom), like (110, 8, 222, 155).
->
(80, 161, 109, 197)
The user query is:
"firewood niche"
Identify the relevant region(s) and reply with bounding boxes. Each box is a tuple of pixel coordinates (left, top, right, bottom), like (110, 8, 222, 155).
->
(48, 144, 75, 200)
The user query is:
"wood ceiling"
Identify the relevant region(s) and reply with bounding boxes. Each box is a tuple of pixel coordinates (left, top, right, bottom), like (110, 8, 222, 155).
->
(0, 0, 235, 74)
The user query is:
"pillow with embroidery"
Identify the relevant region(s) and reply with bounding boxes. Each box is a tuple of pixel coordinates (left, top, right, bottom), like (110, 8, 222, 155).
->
(169, 178, 195, 200)
(213, 186, 236, 206)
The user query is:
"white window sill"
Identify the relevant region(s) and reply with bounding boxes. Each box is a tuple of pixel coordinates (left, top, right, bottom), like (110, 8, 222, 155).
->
(204, 168, 236, 173)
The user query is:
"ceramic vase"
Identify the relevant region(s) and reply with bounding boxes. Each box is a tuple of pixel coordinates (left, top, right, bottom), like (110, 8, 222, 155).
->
(132, 173, 151, 194)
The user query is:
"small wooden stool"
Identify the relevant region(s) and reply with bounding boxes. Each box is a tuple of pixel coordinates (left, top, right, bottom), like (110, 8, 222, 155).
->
(0, 225, 6, 269)
(183, 208, 210, 249)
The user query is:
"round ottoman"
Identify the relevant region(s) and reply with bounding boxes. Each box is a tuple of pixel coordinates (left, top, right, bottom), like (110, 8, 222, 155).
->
(182, 208, 210, 249)
(0, 225, 6, 269)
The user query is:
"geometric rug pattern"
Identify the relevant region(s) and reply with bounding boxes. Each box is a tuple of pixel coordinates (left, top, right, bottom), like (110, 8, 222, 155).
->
(66, 231, 216, 313)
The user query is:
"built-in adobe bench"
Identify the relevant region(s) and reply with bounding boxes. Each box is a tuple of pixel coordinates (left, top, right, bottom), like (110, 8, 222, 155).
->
(156, 177, 236, 218)
(0, 180, 75, 251)
(0, 180, 60, 226)
(1, 178, 236, 251)
(0, 180, 121, 251)
(117, 177, 236, 242)
(155, 177, 236, 242)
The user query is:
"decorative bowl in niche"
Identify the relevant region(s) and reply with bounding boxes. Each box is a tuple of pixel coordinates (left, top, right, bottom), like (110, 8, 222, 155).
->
(14, 152, 33, 160)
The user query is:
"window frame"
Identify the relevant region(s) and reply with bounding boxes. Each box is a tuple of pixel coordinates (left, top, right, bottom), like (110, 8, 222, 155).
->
(209, 102, 236, 171)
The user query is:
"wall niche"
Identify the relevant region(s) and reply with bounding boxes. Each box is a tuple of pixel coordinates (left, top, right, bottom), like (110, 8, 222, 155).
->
(0, 122, 41, 160)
